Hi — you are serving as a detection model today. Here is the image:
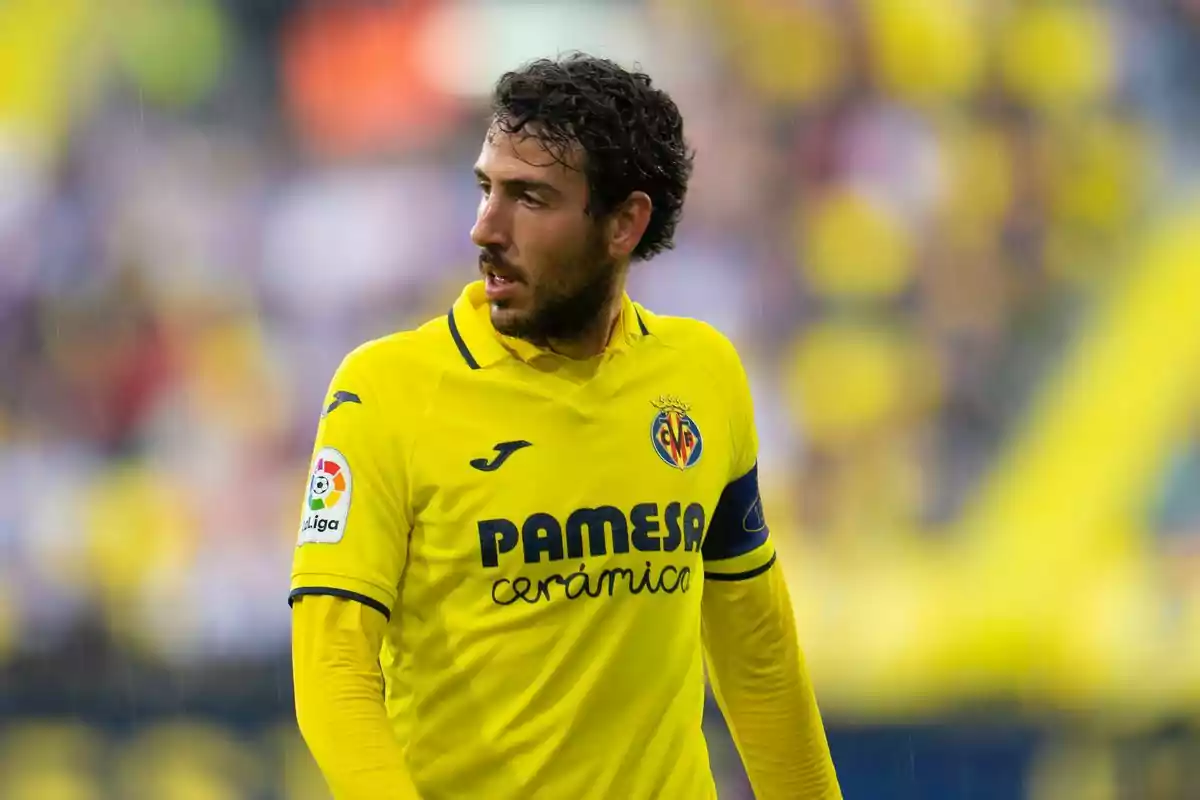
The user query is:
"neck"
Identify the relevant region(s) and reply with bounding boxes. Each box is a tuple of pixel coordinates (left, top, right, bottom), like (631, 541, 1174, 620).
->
(546, 275, 627, 360)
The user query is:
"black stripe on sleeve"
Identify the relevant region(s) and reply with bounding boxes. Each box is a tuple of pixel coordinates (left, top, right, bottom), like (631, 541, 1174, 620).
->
(447, 309, 480, 370)
(288, 587, 391, 620)
(704, 552, 777, 582)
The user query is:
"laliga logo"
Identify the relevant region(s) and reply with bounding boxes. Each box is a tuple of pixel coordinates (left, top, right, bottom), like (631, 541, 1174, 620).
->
(299, 449, 352, 543)
(308, 457, 346, 512)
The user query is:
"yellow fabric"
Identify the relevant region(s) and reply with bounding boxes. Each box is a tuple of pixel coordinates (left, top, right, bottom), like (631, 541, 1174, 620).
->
(292, 594, 419, 800)
(703, 564, 842, 799)
(289, 280, 835, 798)
(703, 539, 777, 579)
(290, 341, 413, 613)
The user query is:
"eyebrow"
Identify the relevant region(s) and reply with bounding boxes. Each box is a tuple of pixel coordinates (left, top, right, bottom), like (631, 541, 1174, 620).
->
(473, 167, 561, 197)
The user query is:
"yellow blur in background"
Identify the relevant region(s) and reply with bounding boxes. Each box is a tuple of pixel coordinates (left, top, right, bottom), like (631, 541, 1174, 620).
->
(1, 0, 1199, 798)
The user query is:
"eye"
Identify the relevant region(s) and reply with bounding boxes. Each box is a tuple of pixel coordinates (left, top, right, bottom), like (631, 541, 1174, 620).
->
(520, 193, 545, 208)
(477, 181, 491, 197)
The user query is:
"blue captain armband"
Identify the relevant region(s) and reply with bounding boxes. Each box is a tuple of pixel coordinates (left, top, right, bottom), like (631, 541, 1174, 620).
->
(703, 463, 777, 581)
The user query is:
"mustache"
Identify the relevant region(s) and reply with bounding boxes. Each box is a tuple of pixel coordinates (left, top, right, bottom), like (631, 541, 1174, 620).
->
(479, 250, 522, 279)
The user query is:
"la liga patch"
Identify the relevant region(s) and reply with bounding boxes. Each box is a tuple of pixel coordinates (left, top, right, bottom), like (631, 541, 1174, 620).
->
(298, 447, 352, 544)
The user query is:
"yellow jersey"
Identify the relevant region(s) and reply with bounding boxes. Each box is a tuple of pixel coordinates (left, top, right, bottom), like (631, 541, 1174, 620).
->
(290, 280, 777, 799)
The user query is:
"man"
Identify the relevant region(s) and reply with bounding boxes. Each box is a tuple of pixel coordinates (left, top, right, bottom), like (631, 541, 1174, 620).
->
(290, 54, 841, 799)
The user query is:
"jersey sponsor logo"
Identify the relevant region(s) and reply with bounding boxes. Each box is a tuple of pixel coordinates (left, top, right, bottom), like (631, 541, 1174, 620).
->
(298, 448, 352, 544)
(470, 439, 532, 472)
(490, 560, 693, 606)
(477, 502, 704, 605)
(650, 396, 702, 470)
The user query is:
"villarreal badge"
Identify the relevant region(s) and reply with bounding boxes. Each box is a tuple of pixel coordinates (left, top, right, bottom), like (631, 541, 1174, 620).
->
(650, 396, 703, 470)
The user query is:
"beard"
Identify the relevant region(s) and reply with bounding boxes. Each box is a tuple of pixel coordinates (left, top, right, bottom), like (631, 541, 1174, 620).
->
(486, 235, 619, 344)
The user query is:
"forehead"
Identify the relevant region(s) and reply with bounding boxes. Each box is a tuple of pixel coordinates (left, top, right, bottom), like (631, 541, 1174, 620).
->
(475, 125, 586, 189)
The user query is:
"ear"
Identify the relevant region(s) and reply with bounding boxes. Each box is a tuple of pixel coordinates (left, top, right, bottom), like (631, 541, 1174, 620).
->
(605, 191, 653, 260)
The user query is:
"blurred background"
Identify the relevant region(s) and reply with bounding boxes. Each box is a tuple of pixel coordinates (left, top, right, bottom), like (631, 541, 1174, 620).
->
(1, 0, 1199, 797)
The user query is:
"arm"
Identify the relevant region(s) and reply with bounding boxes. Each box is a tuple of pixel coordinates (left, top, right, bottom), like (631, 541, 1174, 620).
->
(702, 532, 839, 798)
(701, 339, 840, 799)
(289, 345, 419, 799)
(293, 594, 419, 799)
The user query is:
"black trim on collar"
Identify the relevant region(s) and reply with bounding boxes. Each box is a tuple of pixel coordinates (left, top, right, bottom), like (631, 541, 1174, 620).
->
(447, 309, 480, 370)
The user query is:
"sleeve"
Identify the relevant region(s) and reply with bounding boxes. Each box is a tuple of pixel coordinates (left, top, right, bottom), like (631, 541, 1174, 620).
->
(702, 566, 841, 799)
(701, 346, 775, 581)
(293, 593, 420, 799)
(701, 339, 842, 799)
(290, 348, 411, 618)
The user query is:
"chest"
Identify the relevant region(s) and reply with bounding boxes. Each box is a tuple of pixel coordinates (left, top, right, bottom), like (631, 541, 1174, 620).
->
(406, 368, 729, 591)
(412, 364, 731, 522)
(400, 361, 732, 625)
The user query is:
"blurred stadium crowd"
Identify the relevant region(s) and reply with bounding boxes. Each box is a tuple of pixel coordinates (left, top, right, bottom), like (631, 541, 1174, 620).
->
(2, 0, 1199, 797)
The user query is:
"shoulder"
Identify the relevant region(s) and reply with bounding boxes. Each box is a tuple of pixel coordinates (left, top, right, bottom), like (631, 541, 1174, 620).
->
(636, 308, 745, 377)
(332, 313, 464, 406)
(342, 313, 467, 371)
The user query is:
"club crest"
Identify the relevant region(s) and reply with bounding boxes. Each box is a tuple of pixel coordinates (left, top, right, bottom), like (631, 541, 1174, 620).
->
(650, 396, 703, 470)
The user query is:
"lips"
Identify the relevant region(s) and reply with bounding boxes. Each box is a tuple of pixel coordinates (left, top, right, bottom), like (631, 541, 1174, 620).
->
(480, 254, 524, 301)
(479, 253, 522, 284)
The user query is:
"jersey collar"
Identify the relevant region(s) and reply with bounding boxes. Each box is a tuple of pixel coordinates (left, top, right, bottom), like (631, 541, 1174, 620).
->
(448, 280, 650, 369)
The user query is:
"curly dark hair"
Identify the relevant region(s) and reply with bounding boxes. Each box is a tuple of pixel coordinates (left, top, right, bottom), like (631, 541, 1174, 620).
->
(489, 53, 694, 262)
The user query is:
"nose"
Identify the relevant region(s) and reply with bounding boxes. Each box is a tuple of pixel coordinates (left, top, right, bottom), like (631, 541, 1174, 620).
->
(470, 195, 510, 250)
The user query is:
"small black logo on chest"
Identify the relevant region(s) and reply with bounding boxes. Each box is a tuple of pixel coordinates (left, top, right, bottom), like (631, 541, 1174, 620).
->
(471, 440, 533, 472)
